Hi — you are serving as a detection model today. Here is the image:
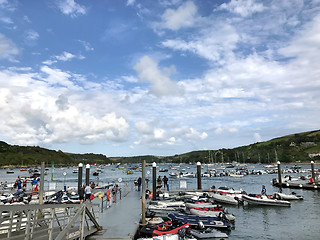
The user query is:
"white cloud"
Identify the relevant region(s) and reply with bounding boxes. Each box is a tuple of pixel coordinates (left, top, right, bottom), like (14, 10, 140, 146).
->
(56, 51, 76, 61)
(25, 30, 39, 41)
(0, 33, 19, 61)
(0, 68, 130, 146)
(134, 55, 184, 97)
(153, 1, 198, 31)
(219, 0, 265, 17)
(126, 0, 135, 6)
(43, 51, 85, 65)
(78, 40, 94, 51)
(56, 0, 86, 18)
(162, 1, 197, 30)
(162, 23, 239, 64)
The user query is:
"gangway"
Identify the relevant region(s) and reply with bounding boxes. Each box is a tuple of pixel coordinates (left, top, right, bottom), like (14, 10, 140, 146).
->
(0, 203, 101, 240)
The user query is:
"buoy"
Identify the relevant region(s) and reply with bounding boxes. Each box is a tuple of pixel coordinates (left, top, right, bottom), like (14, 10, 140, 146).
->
(299, 184, 302, 188)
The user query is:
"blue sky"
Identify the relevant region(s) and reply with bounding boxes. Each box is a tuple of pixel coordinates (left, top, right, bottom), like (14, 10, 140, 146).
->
(0, 0, 319, 157)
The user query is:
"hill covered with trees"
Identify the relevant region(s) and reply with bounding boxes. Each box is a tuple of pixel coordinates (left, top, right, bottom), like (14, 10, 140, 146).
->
(1, 129, 319, 167)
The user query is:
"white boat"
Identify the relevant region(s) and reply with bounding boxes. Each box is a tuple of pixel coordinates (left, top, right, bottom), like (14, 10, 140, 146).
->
(137, 233, 196, 240)
(229, 173, 244, 178)
(264, 164, 277, 170)
(185, 202, 219, 209)
(209, 192, 241, 205)
(242, 195, 291, 207)
(273, 192, 303, 200)
(189, 227, 228, 239)
(156, 201, 185, 207)
(189, 208, 235, 221)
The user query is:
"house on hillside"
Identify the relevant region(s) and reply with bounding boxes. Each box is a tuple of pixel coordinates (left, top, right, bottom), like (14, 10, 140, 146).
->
(309, 151, 320, 158)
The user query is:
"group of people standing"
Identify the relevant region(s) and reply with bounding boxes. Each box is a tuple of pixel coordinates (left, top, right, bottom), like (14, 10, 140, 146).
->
(135, 175, 169, 191)
(13, 176, 38, 191)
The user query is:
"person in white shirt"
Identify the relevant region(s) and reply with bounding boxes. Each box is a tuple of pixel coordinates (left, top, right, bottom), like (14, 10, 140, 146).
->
(85, 184, 92, 202)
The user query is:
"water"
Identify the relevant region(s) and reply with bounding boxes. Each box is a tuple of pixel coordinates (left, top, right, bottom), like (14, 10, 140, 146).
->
(1, 163, 320, 239)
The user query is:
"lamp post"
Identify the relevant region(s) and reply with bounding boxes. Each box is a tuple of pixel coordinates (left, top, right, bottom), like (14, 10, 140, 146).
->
(152, 162, 157, 201)
(78, 163, 83, 193)
(85, 164, 90, 186)
(197, 162, 202, 190)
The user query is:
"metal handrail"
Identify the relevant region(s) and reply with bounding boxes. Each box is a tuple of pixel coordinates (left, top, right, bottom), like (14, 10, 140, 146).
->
(0, 203, 101, 240)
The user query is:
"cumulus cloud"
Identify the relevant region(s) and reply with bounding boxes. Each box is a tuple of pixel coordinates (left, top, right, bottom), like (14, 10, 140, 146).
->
(162, 23, 239, 64)
(219, 0, 265, 17)
(153, 1, 198, 32)
(43, 51, 85, 65)
(0, 68, 130, 146)
(134, 55, 184, 97)
(56, 0, 86, 18)
(0, 33, 19, 61)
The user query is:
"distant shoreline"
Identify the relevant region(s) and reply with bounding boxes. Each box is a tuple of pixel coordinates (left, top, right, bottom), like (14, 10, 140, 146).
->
(0, 161, 318, 169)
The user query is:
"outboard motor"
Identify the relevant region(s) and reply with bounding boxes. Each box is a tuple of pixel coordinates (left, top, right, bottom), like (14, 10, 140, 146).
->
(198, 221, 205, 230)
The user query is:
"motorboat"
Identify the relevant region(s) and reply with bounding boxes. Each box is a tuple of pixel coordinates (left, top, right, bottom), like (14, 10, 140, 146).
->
(189, 208, 235, 221)
(140, 220, 190, 237)
(168, 212, 231, 229)
(273, 192, 303, 200)
(189, 227, 228, 239)
(208, 192, 242, 205)
(242, 194, 291, 207)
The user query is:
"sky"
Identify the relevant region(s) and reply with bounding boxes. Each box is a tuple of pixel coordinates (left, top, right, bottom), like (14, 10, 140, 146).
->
(0, 0, 319, 157)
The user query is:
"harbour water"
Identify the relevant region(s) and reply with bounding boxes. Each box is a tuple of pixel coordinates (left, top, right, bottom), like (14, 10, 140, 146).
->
(1, 163, 320, 239)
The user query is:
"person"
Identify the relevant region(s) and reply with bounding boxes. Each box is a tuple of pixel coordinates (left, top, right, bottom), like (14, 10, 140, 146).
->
(163, 176, 168, 191)
(85, 184, 92, 202)
(137, 177, 142, 191)
(112, 183, 118, 202)
(22, 178, 27, 190)
(145, 189, 151, 199)
(134, 179, 138, 190)
(32, 177, 38, 191)
(79, 185, 85, 204)
(261, 185, 266, 196)
(157, 176, 162, 189)
(16, 177, 22, 190)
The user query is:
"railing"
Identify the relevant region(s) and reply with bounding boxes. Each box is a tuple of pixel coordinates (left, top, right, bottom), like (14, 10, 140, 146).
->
(0, 203, 101, 240)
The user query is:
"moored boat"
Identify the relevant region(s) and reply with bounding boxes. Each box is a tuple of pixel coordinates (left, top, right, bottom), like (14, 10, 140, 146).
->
(168, 212, 231, 229)
(273, 192, 303, 200)
(242, 194, 291, 207)
(189, 227, 228, 239)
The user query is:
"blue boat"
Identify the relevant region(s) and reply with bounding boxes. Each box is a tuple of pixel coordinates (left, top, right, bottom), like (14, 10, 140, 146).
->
(168, 212, 231, 229)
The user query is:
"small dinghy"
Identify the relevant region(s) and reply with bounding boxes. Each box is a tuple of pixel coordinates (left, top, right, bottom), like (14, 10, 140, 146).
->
(185, 202, 218, 209)
(140, 220, 190, 237)
(168, 212, 231, 229)
(242, 194, 291, 207)
(189, 222, 228, 239)
(273, 192, 303, 200)
(147, 217, 164, 225)
(209, 192, 241, 205)
(189, 208, 235, 221)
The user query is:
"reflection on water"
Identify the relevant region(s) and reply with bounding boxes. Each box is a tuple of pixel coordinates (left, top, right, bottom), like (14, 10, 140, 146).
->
(0, 163, 320, 239)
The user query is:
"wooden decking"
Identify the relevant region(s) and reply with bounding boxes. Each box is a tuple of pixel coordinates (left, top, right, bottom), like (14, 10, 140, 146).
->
(88, 190, 142, 240)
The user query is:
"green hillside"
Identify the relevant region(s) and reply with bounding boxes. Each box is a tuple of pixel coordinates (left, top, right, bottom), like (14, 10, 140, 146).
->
(0, 141, 112, 167)
(1, 129, 319, 166)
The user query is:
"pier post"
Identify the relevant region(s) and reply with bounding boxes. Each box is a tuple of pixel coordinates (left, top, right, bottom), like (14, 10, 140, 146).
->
(197, 162, 202, 190)
(78, 163, 83, 193)
(152, 162, 156, 201)
(85, 164, 90, 186)
(141, 159, 146, 225)
(39, 162, 45, 204)
(277, 161, 282, 191)
(311, 161, 315, 182)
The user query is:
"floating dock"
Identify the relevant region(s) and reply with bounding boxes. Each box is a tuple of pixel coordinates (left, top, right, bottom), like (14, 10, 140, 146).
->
(88, 190, 142, 240)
